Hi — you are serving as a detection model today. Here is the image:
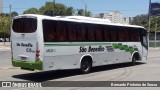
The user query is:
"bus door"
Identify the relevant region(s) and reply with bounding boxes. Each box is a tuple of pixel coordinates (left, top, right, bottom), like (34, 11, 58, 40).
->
(141, 29, 148, 60)
(11, 16, 38, 62)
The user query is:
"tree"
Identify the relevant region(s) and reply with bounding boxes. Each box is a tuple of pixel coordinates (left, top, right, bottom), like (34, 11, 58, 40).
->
(39, 2, 74, 16)
(66, 7, 74, 16)
(77, 9, 92, 16)
(85, 11, 92, 17)
(0, 14, 10, 40)
(131, 14, 148, 29)
(23, 2, 91, 16)
(150, 16, 160, 32)
(11, 11, 19, 17)
(23, 8, 39, 14)
(77, 9, 85, 16)
(131, 14, 160, 32)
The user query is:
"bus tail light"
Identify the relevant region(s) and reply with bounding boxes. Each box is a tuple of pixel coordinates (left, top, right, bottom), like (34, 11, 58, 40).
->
(36, 53, 40, 57)
(36, 50, 40, 53)
(36, 49, 40, 61)
(36, 57, 40, 61)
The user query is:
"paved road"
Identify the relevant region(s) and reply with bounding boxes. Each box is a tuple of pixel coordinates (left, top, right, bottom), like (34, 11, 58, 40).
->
(0, 42, 11, 51)
(0, 46, 160, 90)
(0, 42, 12, 69)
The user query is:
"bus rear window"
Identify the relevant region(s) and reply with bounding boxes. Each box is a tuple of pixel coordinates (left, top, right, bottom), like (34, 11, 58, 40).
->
(12, 17, 37, 33)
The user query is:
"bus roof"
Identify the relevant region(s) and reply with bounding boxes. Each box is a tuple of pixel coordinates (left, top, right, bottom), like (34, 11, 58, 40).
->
(14, 14, 146, 30)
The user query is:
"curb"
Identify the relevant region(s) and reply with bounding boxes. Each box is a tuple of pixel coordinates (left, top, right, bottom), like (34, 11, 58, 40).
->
(0, 67, 18, 70)
(0, 48, 11, 51)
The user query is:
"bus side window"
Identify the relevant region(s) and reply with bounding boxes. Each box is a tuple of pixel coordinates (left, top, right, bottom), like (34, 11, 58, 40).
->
(103, 26, 110, 41)
(110, 27, 117, 41)
(87, 24, 95, 41)
(118, 27, 129, 42)
(68, 22, 77, 41)
(43, 20, 48, 42)
(46, 31, 55, 42)
(47, 22, 53, 42)
(136, 30, 140, 41)
(130, 29, 140, 41)
(124, 28, 129, 41)
(77, 24, 85, 41)
(43, 20, 56, 42)
(56, 21, 67, 41)
(118, 30, 123, 42)
(95, 25, 102, 41)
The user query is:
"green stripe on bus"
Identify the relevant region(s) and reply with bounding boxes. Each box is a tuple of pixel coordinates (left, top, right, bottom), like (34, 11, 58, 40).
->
(112, 43, 119, 49)
(134, 48, 138, 51)
(45, 43, 112, 46)
(123, 45, 129, 51)
(118, 43, 124, 50)
(112, 43, 139, 54)
(12, 60, 43, 70)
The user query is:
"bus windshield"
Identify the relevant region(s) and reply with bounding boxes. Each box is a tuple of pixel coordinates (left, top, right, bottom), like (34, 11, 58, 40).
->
(12, 17, 37, 33)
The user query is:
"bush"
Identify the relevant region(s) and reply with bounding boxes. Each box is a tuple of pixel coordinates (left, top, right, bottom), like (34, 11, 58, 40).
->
(0, 32, 10, 38)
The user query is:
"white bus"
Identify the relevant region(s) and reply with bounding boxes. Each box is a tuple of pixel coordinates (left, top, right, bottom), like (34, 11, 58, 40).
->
(11, 14, 148, 73)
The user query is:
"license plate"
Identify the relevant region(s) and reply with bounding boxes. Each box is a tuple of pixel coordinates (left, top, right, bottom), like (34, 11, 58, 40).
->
(20, 56, 27, 61)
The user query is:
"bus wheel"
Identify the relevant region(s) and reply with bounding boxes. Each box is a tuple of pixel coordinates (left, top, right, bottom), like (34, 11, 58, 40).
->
(131, 55, 136, 66)
(80, 59, 92, 74)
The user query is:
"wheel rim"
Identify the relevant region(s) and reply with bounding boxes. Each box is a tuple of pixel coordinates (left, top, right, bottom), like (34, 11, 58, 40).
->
(82, 61, 89, 71)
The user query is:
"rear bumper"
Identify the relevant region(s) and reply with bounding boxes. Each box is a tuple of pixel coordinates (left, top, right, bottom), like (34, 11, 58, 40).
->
(12, 59, 43, 70)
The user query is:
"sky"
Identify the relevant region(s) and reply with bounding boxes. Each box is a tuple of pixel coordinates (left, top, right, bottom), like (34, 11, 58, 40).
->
(2, 0, 160, 17)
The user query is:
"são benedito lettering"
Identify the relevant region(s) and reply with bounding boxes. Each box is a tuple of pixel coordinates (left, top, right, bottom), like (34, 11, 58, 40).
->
(88, 46, 105, 52)
(79, 46, 105, 53)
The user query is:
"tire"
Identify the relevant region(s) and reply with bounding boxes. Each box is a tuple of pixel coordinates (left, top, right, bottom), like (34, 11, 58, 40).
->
(131, 55, 136, 66)
(80, 59, 92, 74)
